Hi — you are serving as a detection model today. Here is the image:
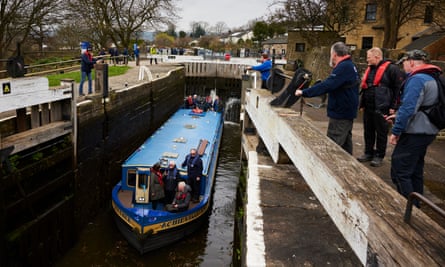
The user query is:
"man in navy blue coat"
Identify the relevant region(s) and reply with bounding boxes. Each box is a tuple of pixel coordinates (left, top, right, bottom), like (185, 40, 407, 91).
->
(181, 148, 203, 202)
(295, 42, 360, 154)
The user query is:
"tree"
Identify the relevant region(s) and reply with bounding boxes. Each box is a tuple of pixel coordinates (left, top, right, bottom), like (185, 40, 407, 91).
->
(166, 23, 177, 38)
(379, 0, 445, 48)
(154, 32, 175, 47)
(190, 22, 207, 38)
(252, 21, 271, 44)
(213, 21, 229, 35)
(0, 0, 64, 58)
(270, 0, 359, 33)
(179, 31, 187, 39)
(66, 0, 178, 50)
(175, 35, 192, 48)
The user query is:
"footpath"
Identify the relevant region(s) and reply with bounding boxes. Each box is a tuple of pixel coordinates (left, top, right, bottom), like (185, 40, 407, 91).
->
(76, 59, 180, 99)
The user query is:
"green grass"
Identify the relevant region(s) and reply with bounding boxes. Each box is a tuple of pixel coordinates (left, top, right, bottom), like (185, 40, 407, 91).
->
(47, 65, 131, 87)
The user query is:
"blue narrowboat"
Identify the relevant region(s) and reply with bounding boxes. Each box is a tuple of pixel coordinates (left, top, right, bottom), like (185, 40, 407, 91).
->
(111, 108, 224, 253)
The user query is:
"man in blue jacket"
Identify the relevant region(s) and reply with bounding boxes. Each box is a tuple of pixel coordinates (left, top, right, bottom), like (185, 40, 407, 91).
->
(247, 53, 272, 89)
(386, 50, 441, 206)
(295, 42, 360, 154)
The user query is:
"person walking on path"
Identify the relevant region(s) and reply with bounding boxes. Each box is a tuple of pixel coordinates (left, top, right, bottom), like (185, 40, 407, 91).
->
(357, 47, 405, 167)
(295, 42, 360, 155)
(181, 148, 203, 203)
(79, 46, 97, 96)
(246, 53, 272, 89)
(385, 50, 441, 206)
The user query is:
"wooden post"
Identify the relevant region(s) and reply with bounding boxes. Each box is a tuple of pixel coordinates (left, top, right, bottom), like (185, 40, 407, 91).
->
(41, 103, 50, 125)
(30, 105, 40, 128)
(16, 108, 27, 132)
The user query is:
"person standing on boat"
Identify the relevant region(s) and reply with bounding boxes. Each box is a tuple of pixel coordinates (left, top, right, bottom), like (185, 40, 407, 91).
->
(149, 163, 165, 210)
(163, 160, 181, 204)
(165, 181, 191, 212)
(212, 96, 220, 112)
(181, 148, 203, 203)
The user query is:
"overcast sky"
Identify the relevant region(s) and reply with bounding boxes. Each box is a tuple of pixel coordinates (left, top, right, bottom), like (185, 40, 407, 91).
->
(176, 0, 275, 32)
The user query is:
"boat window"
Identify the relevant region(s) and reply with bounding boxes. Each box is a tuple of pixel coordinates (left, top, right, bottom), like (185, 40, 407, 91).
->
(138, 174, 148, 189)
(127, 169, 136, 187)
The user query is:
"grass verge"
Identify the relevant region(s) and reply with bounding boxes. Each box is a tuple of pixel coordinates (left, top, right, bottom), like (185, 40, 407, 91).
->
(47, 65, 131, 87)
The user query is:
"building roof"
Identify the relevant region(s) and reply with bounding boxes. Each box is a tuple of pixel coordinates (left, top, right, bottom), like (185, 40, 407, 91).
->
(404, 32, 445, 50)
(262, 37, 288, 45)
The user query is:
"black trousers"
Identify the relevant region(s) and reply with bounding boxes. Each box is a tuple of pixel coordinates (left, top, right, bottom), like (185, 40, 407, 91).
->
(188, 176, 201, 200)
(363, 109, 389, 158)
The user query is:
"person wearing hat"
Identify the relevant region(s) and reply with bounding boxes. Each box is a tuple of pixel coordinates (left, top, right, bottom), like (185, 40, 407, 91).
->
(79, 45, 97, 96)
(246, 53, 272, 89)
(357, 47, 405, 167)
(386, 49, 442, 206)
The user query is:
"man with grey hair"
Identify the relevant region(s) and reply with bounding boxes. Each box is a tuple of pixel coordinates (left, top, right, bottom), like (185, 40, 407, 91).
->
(386, 49, 441, 206)
(181, 148, 203, 202)
(295, 42, 360, 154)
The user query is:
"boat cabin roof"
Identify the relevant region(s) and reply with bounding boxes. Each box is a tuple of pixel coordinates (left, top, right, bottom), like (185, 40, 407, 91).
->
(122, 109, 222, 176)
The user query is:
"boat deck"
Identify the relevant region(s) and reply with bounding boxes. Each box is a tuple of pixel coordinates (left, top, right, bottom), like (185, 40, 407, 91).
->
(117, 188, 199, 210)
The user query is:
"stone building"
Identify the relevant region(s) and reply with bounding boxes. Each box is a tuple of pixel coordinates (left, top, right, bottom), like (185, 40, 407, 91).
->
(342, 1, 440, 51)
(261, 36, 288, 59)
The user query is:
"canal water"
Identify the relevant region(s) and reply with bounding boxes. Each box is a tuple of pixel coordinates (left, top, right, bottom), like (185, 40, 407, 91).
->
(56, 122, 241, 267)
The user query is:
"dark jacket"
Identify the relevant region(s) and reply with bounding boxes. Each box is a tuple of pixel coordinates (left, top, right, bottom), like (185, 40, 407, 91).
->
(360, 60, 405, 113)
(302, 56, 360, 120)
(172, 185, 192, 211)
(149, 168, 165, 201)
(163, 167, 181, 191)
(80, 51, 96, 73)
(181, 154, 203, 178)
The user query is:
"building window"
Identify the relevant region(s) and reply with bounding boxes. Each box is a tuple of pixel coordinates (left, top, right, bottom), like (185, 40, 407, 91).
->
(365, 4, 377, 21)
(295, 43, 305, 52)
(362, 37, 373, 49)
(424, 5, 433, 23)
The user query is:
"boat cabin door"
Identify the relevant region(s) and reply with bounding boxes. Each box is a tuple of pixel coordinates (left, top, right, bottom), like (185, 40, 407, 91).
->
(134, 168, 150, 204)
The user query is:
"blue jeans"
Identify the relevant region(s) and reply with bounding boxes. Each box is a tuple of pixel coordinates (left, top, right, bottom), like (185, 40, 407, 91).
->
(79, 71, 92, 95)
(391, 133, 436, 203)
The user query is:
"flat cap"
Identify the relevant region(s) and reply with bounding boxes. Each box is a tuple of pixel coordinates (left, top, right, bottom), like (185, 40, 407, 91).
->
(396, 49, 428, 64)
